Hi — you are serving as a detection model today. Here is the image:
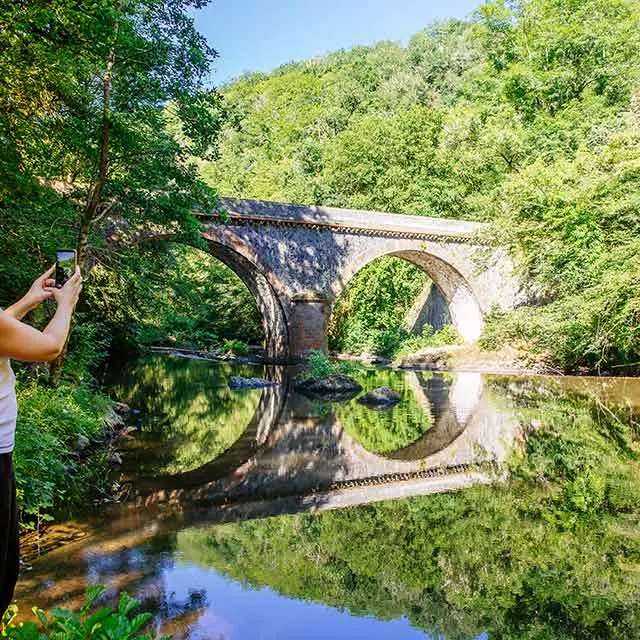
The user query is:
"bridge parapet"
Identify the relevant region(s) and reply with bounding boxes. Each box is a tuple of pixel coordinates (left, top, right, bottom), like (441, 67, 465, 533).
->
(208, 197, 488, 242)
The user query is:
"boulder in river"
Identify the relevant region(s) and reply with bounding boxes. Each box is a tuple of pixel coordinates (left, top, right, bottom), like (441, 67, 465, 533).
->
(295, 374, 363, 400)
(357, 386, 401, 408)
(229, 376, 277, 390)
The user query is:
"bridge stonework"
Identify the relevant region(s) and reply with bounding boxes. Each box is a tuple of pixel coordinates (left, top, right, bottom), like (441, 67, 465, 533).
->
(200, 198, 520, 360)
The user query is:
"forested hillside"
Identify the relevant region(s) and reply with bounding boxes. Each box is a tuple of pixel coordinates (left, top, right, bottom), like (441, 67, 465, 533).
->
(203, 0, 640, 371)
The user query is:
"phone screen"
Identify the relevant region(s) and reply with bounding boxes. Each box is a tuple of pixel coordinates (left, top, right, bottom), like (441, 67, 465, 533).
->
(56, 250, 76, 288)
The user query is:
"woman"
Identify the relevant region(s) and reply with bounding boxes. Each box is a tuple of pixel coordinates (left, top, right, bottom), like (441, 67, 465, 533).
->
(0, 264, 82, 620)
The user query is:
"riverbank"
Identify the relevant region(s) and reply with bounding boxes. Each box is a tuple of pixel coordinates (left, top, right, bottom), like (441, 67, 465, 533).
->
(147, 345, 268, 366)
(146, 344, 640, 378)
(391, 344, 557, 375)
(14, 381, 129, 530)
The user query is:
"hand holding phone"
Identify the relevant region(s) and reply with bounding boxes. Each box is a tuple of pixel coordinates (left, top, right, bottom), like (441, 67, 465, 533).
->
(55, 249, 77, 288)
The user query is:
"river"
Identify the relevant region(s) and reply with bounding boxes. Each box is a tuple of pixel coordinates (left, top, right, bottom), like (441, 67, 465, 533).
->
(15, 354, 640, 639)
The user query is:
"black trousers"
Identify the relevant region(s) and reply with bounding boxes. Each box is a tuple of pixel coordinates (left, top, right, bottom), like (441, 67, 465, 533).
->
(0, 453, 18, 621)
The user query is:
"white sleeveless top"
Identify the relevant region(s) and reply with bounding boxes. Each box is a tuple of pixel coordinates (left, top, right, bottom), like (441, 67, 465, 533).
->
(0, 356, 17, 454)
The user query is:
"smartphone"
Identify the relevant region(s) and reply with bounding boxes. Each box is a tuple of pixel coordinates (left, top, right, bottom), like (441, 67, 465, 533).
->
(55, 249, 77, 288)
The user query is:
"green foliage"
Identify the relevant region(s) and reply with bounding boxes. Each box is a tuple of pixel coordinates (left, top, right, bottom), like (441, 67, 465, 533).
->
(328, 257, 428, 357)
(0, 0, 222, 234)
(299, 349, 357, 381)
(13, 383, 112, 521)
(395, 324, 463, 357)
(221, 339, 250, 356)
(204, 0, 640, 371)
(101, 243, 263, 353)
(304, 350, 340, 379)
(3, 586, 168, 640)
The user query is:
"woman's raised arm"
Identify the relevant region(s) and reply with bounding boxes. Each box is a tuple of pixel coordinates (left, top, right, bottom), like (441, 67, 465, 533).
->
(0, 267, 82, 363)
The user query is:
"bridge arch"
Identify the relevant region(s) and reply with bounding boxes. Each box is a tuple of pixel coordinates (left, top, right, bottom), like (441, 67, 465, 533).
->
(160, 225, 290, 361)
(132, 223, 292, 360)
(331, 246, 485, 343)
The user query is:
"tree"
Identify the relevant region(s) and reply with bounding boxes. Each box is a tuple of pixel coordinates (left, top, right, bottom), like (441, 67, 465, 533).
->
(0, 0, 225, 382)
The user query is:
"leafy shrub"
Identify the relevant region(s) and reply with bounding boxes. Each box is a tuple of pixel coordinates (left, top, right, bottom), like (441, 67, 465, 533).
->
(299, 350, 358, 381)
(2, 586, 170, 639)
(63, 320, 111, 384)
(305, 349, 338, 379)
(371, 326, 408, 359)
(13, 383, 112, 523)
(221, 339, 249, 356)
(395, 324, 463, 357)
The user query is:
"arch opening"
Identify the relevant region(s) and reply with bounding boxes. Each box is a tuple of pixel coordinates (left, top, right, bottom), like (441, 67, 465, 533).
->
(329, 251, 483, 358)
(390, 250, 483, 344)
(328, 255, 430, 357)
(204, 240, 290, 361)
(130, 230, 291, 360)
(198, 227, 291, 361)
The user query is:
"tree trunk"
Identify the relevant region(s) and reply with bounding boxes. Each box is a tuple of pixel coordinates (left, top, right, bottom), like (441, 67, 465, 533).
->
(49, 23, 118, 386)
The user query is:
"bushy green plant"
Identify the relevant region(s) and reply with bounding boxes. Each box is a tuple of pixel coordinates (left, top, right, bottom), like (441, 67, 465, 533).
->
(13, 383, 112, 522)
(221, 339, 249, 356)
(370, 326, 408, 359)
(299, 350, 358, 381)
(305, 349, 338, 379)
(63, 320, 111, 384)
(395, 324, 463, 357)
(2, 586, 170, 640)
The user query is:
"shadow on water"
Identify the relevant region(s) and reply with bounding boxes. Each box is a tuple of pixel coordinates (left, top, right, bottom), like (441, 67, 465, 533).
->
(15, 354, 640, 640)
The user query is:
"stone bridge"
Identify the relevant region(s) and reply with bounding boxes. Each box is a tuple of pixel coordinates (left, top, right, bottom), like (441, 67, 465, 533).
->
(193, 198, 519, 360)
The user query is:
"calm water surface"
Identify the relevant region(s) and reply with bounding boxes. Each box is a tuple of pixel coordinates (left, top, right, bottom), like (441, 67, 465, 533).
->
(16, 355, 640, 639)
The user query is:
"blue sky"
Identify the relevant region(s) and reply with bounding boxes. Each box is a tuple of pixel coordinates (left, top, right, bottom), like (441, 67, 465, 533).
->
(193, 0, 484, 86)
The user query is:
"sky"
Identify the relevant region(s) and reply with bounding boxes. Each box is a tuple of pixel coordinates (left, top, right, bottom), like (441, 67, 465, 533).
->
(193, 0, 484, 86)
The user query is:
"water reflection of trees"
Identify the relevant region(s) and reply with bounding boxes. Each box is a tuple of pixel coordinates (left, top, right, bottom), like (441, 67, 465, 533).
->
(107, 355, 263, 475)
(174, 385, 640, 640)
(335, 367, 434, 453)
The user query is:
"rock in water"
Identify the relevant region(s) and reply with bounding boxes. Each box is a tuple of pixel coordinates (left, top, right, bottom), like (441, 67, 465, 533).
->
(229, 376, 277, 390)
(357, 386, 401, 408)
(295, 374, 363, 397)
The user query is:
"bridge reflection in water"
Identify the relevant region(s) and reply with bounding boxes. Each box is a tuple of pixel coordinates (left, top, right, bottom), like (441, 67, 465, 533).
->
(16, 361, 523, 626)
(117, 367, 521, 526)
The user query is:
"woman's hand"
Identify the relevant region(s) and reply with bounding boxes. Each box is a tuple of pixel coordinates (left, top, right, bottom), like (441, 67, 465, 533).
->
(0, 266, 83, 362)
(51, 266, 82, 310)
(23, 265, 56, 309)
(4, 265, 56, 320)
